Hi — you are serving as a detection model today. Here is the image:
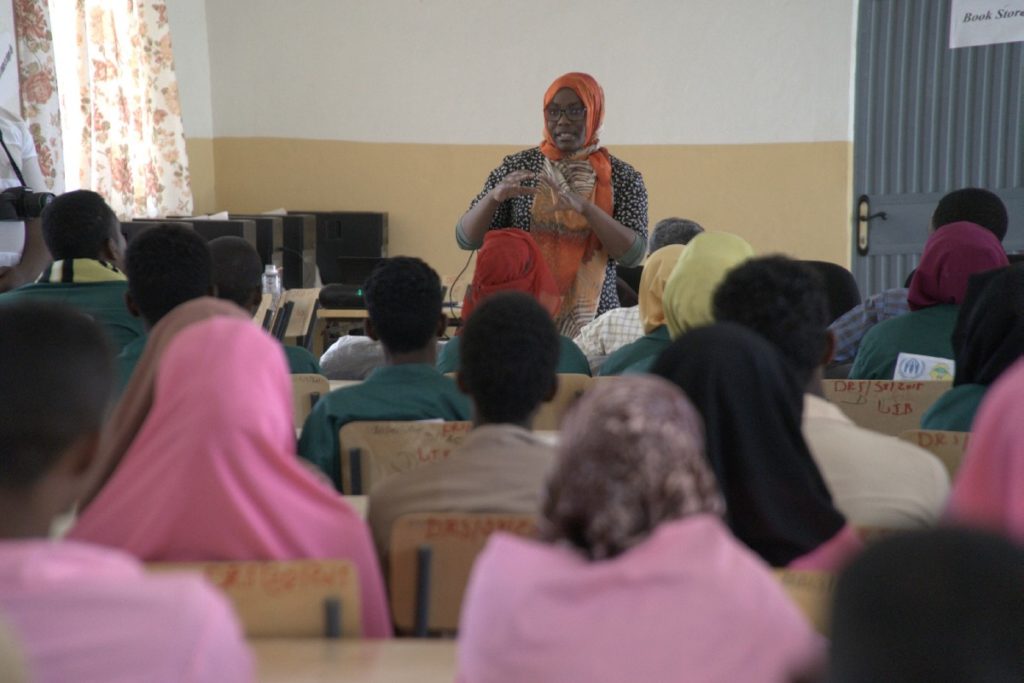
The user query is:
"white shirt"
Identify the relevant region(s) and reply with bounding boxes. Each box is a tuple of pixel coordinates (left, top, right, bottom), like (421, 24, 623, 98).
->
(573, 306, 643, 372)
(802, 393, 951, 529)
(0, 107, 41, 258)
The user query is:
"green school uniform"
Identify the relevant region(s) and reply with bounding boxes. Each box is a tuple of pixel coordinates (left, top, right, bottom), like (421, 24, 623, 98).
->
(297, 363, 471, 488)
(849, 305, 959, 380)
(436, 335, 591, 376)
(115, 335, 148, 392)
(599, 325, 671, 376)
(116, 334, 322, 395)
(0, 259, 144, 352)
(920, 383, 986, 432)
(283, 345, 322, 374)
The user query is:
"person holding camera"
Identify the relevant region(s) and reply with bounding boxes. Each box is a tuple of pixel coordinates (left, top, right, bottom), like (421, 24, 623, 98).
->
(0, 106, 52, 292)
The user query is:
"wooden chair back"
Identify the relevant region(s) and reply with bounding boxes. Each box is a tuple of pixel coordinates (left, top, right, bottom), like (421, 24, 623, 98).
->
(254, 292, 273, 330)
(389, 512, 538, 635)
(149, 559, 362, 637)
(292, 374, 330, 428)
(897, 429, 971, 480)
(338, 421, 474, 494)
(773, 569, 836, 635)
(281, 288, 321, 344)
(532, 374, 593, 430)
(822, 379, 951, 436)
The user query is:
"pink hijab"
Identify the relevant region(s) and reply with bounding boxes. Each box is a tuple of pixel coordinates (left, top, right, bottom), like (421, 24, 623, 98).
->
(907, 221, 1007, 311)
(946, 356, 1024, 543)
(69, 303, 390, 637)
(456, 377, 823, 682)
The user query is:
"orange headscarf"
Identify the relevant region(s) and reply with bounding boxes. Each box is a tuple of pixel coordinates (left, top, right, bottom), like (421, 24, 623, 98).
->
(539, 72, 614, 216)
(461, 229, 561, 328)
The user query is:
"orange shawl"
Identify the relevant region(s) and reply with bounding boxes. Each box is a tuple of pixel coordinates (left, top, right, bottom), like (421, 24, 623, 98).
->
(534, 72, 613, 337)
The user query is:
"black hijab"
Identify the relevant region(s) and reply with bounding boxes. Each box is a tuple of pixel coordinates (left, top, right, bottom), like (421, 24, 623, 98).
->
(952, 264, 1024, 387)
(650, 322, 846, 567)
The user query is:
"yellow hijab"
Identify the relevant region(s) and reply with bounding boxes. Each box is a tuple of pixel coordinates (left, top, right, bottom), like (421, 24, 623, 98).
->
(663, 232, 754, 338)
(638, 244, 686, 334)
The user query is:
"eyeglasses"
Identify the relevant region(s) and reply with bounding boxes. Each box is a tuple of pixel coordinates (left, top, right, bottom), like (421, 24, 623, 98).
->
(544, 104, 587, 122)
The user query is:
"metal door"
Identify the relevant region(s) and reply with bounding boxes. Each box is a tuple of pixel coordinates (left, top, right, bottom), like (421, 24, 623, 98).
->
(853, 0, 1024, 296)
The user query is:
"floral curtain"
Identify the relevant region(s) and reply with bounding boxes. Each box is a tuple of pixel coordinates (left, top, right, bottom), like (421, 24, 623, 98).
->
(12, 0, 63, 191)
(64, 0, 192, 218)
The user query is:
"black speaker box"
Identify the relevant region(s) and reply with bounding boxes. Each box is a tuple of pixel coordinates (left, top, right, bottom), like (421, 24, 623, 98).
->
(291, 211, 387, 284)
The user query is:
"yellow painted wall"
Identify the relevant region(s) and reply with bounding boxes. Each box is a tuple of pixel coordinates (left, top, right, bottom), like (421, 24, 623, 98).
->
(199, 137, 852, 278)
(185, 138, 216, 214)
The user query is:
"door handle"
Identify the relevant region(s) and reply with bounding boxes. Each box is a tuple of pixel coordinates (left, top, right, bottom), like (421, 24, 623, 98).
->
(856, 195, 888, 256)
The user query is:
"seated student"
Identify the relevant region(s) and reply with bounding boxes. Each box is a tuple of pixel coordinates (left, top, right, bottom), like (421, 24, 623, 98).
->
(207, 236, 321, 374)
(456, 376, 823, 683)
(0, 190, 144, 351)
(436, 229, 590, 375)
(299, 257, 470, 489)
(68, 298, 391, 637)
(598, 244, 683, 375)
(0, 301, 252, 681)
(573, 217, 703, 364)
(849, 221, 1008, 379)
(945, 355, 1024, 544)
(921, 265, 1024, 431)
(620, 231, 753, 374)
(368, 291, 559, 556)
(117, 224, 214, 390)
(652, 323, 862, 570)
(830, 187, 1009, 364)
(713, 256, 950, 529)
(828, 528, 1024, 683)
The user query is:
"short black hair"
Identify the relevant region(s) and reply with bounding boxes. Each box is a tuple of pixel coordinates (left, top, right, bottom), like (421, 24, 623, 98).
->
(364, 257, 443, 353)
(0, 300, 114, 489)
(208, 236, 262, 309)
(459, 291, 559, 424)
(830, 528, 1024, 682)
(125, 224, 212, 326)
(40, 190, 119, 260)
(649, 217, 704, 254)
(932, 187, 1009, 242)
(713, 255, 829, 386)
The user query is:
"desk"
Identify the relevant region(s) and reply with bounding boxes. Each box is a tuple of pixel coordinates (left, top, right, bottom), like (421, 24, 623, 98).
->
(314, 307, 463, 357)
(313, 309, 371, 357)
(252, 638, 456, 683)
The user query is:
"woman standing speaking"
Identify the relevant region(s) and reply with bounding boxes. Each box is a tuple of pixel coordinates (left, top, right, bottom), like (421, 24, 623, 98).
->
(456, 72, 648, 336)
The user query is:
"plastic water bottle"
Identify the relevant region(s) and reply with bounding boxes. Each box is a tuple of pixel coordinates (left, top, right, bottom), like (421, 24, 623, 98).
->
(262, 264, 282, 310)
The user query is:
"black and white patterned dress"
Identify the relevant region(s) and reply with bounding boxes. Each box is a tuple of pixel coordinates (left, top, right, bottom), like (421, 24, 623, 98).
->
(464, 147, 648, 314)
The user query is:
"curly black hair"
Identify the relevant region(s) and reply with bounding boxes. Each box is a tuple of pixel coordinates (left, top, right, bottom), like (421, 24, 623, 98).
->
(459, 291, 559, 424)
(41, 190, 119, 260)
(0, 300, 113, 488)
(208, 236, 262, 310)
(712, 255, 829, 387)
(126, 224, 212, 326)
(932, 187, 1008, 242)
(363, 257, 443, 353)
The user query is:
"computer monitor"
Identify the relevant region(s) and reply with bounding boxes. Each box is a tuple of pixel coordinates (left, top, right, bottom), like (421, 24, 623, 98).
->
(335, 256, 383, 286)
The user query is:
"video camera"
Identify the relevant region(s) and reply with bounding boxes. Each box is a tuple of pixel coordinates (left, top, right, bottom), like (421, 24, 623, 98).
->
(0, 186, 55, 221)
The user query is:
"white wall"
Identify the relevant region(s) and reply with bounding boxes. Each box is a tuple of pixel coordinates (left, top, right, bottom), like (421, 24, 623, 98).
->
(191, 0, 857, 145)
(166, 0, 214, 138)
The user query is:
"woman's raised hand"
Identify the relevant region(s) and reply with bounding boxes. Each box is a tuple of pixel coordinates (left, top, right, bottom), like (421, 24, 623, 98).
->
(490, 170, 539, 203)
(535, 174, 586, 214)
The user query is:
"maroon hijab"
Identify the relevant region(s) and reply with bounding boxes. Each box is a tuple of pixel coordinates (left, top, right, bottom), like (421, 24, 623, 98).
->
(907, 222, 1007, 311)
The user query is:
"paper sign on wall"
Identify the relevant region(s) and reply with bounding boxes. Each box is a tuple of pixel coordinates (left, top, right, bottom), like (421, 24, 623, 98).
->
(950, 0, 1024, 48)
